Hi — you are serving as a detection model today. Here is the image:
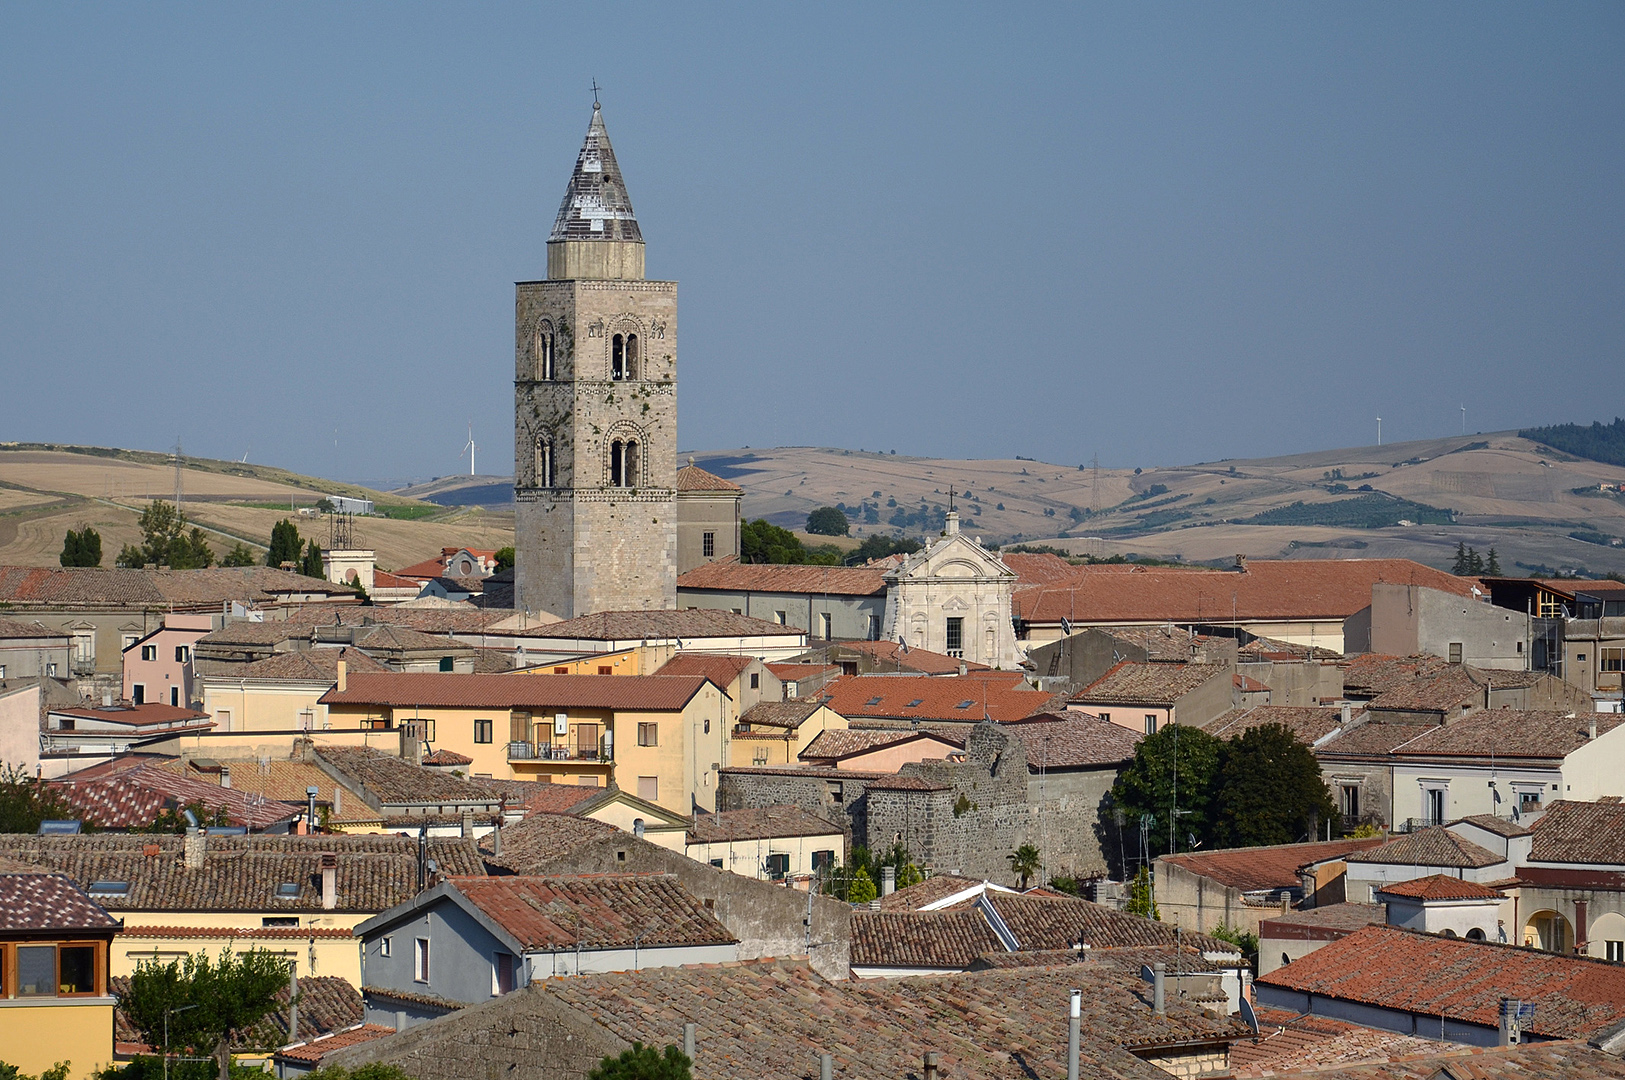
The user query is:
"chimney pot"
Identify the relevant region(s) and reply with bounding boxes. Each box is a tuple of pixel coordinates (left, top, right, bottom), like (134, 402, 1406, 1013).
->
(923, 1052, 939, 1080)
(881, 865, 896, 897)
(1590, 717, 1598, 741)
(183, 826, 205, 871)
(335, 658, 347, 693)
(461, 811, 475, 839)
(219, 765, 231, 789)
(683, 1023, 696, 1060)
(1340, 703, 1352, 727)
(1153, 962, 1166, 1015)
(1235, 554, 1248, 571)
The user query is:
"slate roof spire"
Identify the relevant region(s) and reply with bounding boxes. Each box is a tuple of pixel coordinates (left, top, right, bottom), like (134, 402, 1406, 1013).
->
(550, 101, 643, 245)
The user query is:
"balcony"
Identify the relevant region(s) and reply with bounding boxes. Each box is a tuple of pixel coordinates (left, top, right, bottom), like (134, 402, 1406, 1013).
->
(508, 741, 607, 762)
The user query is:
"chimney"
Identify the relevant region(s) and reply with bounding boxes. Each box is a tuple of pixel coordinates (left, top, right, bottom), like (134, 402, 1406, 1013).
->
(1234, 554, 1248, 572)
(1152, 962, 1166, 1015)
(401, 724, 423, 765)
(1340, 703, 1352, 727)
(219, 765, 231, 789)
(335, 658, 347, 693)
(1591, 717, 1599, 741)
(332, 786, 342, 816)
(492, 820, 502, 857)
(1499, 998, 1522, 1046)
(881, 866, 896, 897)
(288, 962, 299, 1043)
(1067, 988, 1081, 1080)
(957, 661, 967, 677)
(922, 1052, 939, 1080)
(320, 852, 337, 910)
(183, 826, 205, 871)
(819, 1054, 833, 1080)
(306, 786, 319, 833)
(102, 689, 114, 708)
(683, 1023, 696, 1060)
(461, 811, 475, 839)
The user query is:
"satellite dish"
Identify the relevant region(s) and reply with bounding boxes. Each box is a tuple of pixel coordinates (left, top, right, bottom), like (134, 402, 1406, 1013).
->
(1139, 964, 1156, 984)
(1239, 996, 1260, 1035)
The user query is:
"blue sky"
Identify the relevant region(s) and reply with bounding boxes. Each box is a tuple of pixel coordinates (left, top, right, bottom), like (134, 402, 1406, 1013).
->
(2, 4, 1621, 483)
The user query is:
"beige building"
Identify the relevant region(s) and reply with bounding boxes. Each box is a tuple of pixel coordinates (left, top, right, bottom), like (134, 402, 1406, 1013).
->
(200, 648, 389, 733)
(676, 461, 743, 573)
(881, 511, 1019, 669)
(684, 806, 844, 883)
(514, 102, 678, 619)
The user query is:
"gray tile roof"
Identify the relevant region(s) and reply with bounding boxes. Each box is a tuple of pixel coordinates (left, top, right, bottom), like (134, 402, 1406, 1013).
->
(1344, 826, 1504, 869)
(450, 874, 737, 950)
(0, 872, 120, 933)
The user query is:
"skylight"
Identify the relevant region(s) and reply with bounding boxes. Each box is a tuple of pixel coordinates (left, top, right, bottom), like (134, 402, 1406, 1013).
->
(955, 700, 975, 710)
(907, 699, 924, 708)
(276, 882, 301, 897)
(865, 696, 883, 706)
(89, 881, 129, 896)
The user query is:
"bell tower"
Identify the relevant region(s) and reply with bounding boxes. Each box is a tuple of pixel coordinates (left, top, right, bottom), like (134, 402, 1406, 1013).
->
(514, 102, 678, 618)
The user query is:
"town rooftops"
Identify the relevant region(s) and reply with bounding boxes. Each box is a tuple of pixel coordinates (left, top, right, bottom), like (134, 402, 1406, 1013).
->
(1161, 838, 1388, 892)
(821, 672, 1052, 724)
(319, 671, 711, 711)
(0, 833, 485, 912)
(1228, 1006, 1452, 1078)
(1256, 923, 1625, 1041)
(480, 812, 622, 873)
(437, 874, 737, 951)
(1366, 665, 1485, 714)
(880, 874, 997, 911)
(1376, 874, 1506, 901)
(675, 463, 743, 492)
(314, 746, 504, 809)
(274, 1025, 398, 1067)
(1071, 662, 1226, 707)
(51, 764, 301, 830)
(738, 698, 830, 731)
(1013, 558, 1473, 625)
(686, 806, 841, 845)
(149, 758, 374, 826)
(1200, 706, 1347, 743)
(1345, 826, 1504, 869)
(523, 608, 803, 642)
(0, 872, 121, 933)
(1340, 653, 1451, 698)
(834, 639, 989, 674)
(1000, 551, 1087, 587)
(1387, 709, 1625, 759)
(49, 701, 211, 729)
(1257, 903, 1387, 944)
(799, 727, 964, 763)
(850, 908, 1001, 967)
(676, 558, 888, 597)
(202, 647, 388, 682)
(654, 651, 757, 687)
(1001, 713, 1143, 768)
(118, 974, 362, 1056)
(0, 618, 68, 641)
(1529, 799, 1625, 865)
(0, 565, 355, 608)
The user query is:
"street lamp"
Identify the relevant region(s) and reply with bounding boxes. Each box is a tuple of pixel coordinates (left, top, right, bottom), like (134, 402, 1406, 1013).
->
(163, 1003, 199, 1080)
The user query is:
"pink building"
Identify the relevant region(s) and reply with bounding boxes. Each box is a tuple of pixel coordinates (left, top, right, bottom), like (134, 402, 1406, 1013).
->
(122, 614, 213, 707)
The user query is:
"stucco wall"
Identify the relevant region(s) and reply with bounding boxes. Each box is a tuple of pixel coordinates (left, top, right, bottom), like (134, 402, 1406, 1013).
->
(362, 895, 509, 1009)
(0, 999, 115, 1080)
(0, 683, 40, 773)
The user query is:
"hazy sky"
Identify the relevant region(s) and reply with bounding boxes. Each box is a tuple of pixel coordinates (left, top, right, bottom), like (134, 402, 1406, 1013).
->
(3, 4, 1622, 484)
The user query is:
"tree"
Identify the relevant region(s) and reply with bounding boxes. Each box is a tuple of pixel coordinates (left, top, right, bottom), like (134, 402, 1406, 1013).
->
(116, 502, 212, 569)
(1109, 724, 1224, 858)
(740, 519, 807, 564)
(221, 542, 257, 568)
(495, 546, 516, 571)
(60, 526, 102, 567)
(0, 1062, 70, 1080)
(1452, 541, 1470, 575)
(847, 866, 877, 904)
(300, 541, 324, 579)
(588, 1044, 692, 1080)
(0, 765, 80, 833)
(1008, 843, 1041, 889)
(1467, 547, 1485, 575)
(850, 534, 923, 563)
(1212, 724, 1337, 848)
(265, 520, 303, 568)
(1485, 547, 1502, 577)
(805, 506, 849, 536)
(120, 948, 291, 1080)
(299, 1065, 416, 1080)
(1125, 866, 1159, 919)
(140, 801, 230, 835)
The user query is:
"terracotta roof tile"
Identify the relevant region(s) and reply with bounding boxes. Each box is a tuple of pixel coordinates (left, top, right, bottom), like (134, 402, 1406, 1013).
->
(148, 758, 374, 825)
(209, 648, 389, 682)
(686, 806, 841, 844)
(1376, 874, 1505, 901)
(1000, 552, 1087, 587)
(738, 699, 827, 730)
(315, 746, 502, 807)
(822, 673, 1051, 724)
(0, 618, 68, 641)
(1163, 839, 1388, 891)
(0, 873, 120, 932)
(1339, 654, 1452, 697)
(1390, 709, 1624, 759)
(51, 764, 302, 830)
(1229, 1007, 1446, 1077)
(1202, 706, 1347, 743)
(530, 608, 803, 641)
(1072, 662, 1227, 707)
(49, 702, 209, 727)
(677, 559, 888, 597)
(1257, 924, 1625, 1041)
(836, 639, 989, 674)
(880, 874, 988, 911)
(971, 894, 1234, 953)
(449, 874, 737, 950)
(276, 1025, 397, 1065)
(1257, 1042, 1625, 1079)
(510, 784, 603, 816)
(675, 464, 744, 492)
(480, 813, 622, 873)
(0, 565, 356, 608)
(115, 974, 361, 1051)
(799, 728, 963, 762)
(1001, 714, 1143, 768)
(655, 652, 757, 687)
(1314, 717, 1438, 757)
(1529, 799, 1625, 865)
(320, 671, 708, 711)
(422, 748, 473, 766)
(1367, 666, 1485, 713)
(1345, 827, 1504, 869)
(850, 909, 1004, 967)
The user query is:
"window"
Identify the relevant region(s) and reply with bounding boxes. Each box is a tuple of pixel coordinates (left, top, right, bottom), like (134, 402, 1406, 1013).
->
(277, 882, 301, 898)
(89, 881, 129, 898)
(1448, 642, 1463, 664)
(945, 617, 963, 657)
(535, 325, 555, 380)
(702, 531, 715, 558)
(46, 663, 56, 677)
(752, 747, 769, 766)
(59, 945, 94, 994)
(1340, 785, 1359, 822)
(474, 719, 493, 744)
(121, 633, 139, 651)
(1608, 940, 1625, 964)
(380, 936, 392, 957)
(534, 435, 554, 487)
(819, 613, 832, 640)
(612, 333, 626, 379)
(955, 700, 974, 710)
(1426, 787, 1447, 825)
(1578, 653, 1588, 663)
(414, 938, 430, 983)
(1099, 712, 1111, 723)
(1520, 790, 1542, 812)
(175, 645, 190, 663)
(1602, 648, 1625, 673)
(637, 776, 658, 802)
(597, 665, 612, 675)
(812, 850, 835, 873)
(765, 853, 790, 880)
(710, 858, 724, 869)
(0, 664, 5, 679)
(868, 615, 881, 641)
(439, 656, 454, 672)
(170, 686, 179, 707)
(1144, 714, 1158, 735)
(262, 917, 299, 928)
(1467, 928, 1486, 941)
(638, 722, 658, 747)
(493, 951, 516, 995)
(625, 333, 638, 378)
(141, 645, 157, 661)
(750, 672, 759, 690)
(775, 611, 787, 625)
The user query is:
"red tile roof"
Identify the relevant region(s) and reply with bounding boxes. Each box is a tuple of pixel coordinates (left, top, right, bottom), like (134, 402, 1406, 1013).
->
(422, 748, 473, 766)
(120, 924, 356, 940)
(1388, 709, 1624, 759)
(654, 652, 757, 687)
(0, 873, 120, 932)
(1529, 799, 1625, 865)
(1000, 552, 1087, 587)
(1014, 559, 1474, 624)
(1376, 874, 1505, 901)
(1344, 827, 1504, 869)
(1366, 666, 1485, 714)
(0, 618, 68, 641)
(1201, 706, 1346, 743)
(737, 699, 829, 730)
(799, 728, 964, 762)
(51, 764, 302, 830)
(850, 909, 1004, 967)
(836, 639, 989, 674)
(675, 464, 743, 492)
(532, 608, 803, 641)
(449, 874, 738, 950)
(0, 565, 356, 607)
(1229, 1007, 1444, 1077)
(209, 647, 388, 682)
(320, 671, 709, 711)
(276, 1024, 398, 1065)
(50, 702, 210, 727)
(1162, 839, 1388, 892)
(1257, 924, 1625, 1041)
(686, 806, 842, 844)
(1340, 654, 1451, 697)
(821, 673, 1052, 724)
(1072, 662, 1227, 707)
(1001, 714, 1143, 768)
(677, 559, 888, 597)
(880, 874, 988, 911)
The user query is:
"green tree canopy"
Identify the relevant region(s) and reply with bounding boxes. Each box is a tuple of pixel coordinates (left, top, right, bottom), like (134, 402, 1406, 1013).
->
(1125, 866, 1159, 919)
(121, 948, 291, 1080)
(60, 526, 103, 567)
(495, 546, 516, 570)
(850, 534, 923, 563)
(806, 506, 850, 536)
(116, 502, 213, 569)
(1108, 723, 1224, 860)
(1008, 843, 1041, 889)
(1212, 723, 1337, 847)
(0, 765, 80, 834)
(588, 1044, 692, 1080)
(741, 519, 806, 564)
(266, 519, 303, 568)
(299, 540, 324, 579)
(221, 542, 257, 568)
(0, 1062, 70, 1080)
(847, 866, 877, 905)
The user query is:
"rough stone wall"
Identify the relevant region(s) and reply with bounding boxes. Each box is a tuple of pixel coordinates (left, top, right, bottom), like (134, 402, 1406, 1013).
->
(514, 279, 678, 619)
(717, 769, 873, 844)
(1028, 768, 1116, 879)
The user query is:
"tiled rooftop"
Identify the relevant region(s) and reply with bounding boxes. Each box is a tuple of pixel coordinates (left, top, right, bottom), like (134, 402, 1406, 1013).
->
(0, 565, 354, 608)
(528, 608, 802, 641)
(480, 813, 622, 873)
(1388, 709, 1624, 759)
(0, 872, 120, 932)
(1001, 713, 1142, 768)
(799, 728, 963, 762)
(654, 651, 757, 687)
(1257, 924, 1625, 1041)
(677, 559, 889, 597)
(1072, 662, 1226, 706)
(1376, 874, 1505, 901)
(1229, 1007, 1449, 1077)
(822, 672, 1052, 724)
(880, 874, 988, 911)
(52, 764, 302, 830)
(836, 639, 989, 674)
(275, 1025, 398, 1065)
(49, 702, 210, 727)
(1366, 666, 1485, 713)
(203, 647, 389, 682)
(1344, 827, 1503, 869)
(1258, 1042, 1625, 1079)
(315, 746, 502, 807)
(149, 757, 375, 825)
(738, 699, 827, 730)
(1202, 706, 1347, 743)
(1529, 799, 1625, 865)
(686, 805, 842, 844)
(115, 973, 361, 1052)
(449, 874, 737, 950)
(1163, 839, 1387, 892)
(1339, 653, 1452, 698)
(675, 463, 744, 492)
(851, 909, 1003, 967)
(320, 671, 708, 711)
(0, 617, 67, 640)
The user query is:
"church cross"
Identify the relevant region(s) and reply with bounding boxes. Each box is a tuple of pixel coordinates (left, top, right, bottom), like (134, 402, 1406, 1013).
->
(590, 80, 601, 105)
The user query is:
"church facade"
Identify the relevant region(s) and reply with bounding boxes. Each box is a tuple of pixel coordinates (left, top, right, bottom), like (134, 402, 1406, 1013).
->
(514, 103, 678, 618)
(881, 511, 1020, 669)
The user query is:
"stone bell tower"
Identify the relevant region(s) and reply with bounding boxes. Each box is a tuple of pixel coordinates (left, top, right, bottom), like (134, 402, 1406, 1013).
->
(514, 102, 677, 618)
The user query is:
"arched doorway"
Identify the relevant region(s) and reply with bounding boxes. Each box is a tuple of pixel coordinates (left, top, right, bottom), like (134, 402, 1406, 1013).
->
(1525, 910, 1573, 953)
(1586, 911, 1625, 960)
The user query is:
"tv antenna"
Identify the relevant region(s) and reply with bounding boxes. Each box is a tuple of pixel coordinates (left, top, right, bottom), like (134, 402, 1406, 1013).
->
(463, 423, 477, 477)
(172, 439, 184, 508)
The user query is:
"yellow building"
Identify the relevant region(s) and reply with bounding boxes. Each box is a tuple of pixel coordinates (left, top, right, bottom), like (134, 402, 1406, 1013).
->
(320, 670, 730, 815)
(0, 872, 120, 1080)
(515, 644, 671, 676)
(729, 699, 848, 768)
(199, 648, 388, 733)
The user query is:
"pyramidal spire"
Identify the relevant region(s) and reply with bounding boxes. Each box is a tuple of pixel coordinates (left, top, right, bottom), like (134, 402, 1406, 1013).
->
(550, 102, 642, 244)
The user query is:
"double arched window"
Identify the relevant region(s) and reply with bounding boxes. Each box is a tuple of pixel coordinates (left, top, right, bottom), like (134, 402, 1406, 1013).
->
(535, 324, 556, 381)
(609, 438, 640, 488)
(611, 332, 639, 380)
(534, 434, 555, 488)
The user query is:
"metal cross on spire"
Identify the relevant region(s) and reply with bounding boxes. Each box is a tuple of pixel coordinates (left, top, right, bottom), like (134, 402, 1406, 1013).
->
(590, 79, 601, 105)
(949, 485, 956, 513)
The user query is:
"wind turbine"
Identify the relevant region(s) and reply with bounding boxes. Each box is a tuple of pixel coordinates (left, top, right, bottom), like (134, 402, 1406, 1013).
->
(463, 424, 477, 477)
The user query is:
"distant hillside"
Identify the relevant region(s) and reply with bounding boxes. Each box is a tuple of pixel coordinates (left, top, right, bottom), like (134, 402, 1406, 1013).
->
(1520, 418, 1625, 468)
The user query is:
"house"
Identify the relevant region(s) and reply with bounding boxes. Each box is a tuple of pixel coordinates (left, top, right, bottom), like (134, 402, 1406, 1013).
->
(684, 805, 844, 882)
(0, 871, 121, 1080)
(1069, 662, 1234, 734)
(1255, 923, 1625, 1048)
(882, 511, 1020, 669)
(1370, 582, 1535, 669)
(393, 548, 500, 585)
(1155, 838, 1388, 935)
(798, 728, 965, 771)
(1, 682, 41, 773)
(504, 783, 692, 850)
(1376, 874, 1508, 939)
(0, 617, 71, 680)
(675, 462, 744, 574)
(1256, 902, 1387, 975)
(50, 763, 303, 832)
(1013, 557, 1475, 654)
(676, 559, 889, 643)
(319, 671, 730, 814)
(197, 648, 389, 734)
(654, 650, 780, 741)
(1025, 626, 1240, 694)
(819, 639, 989, 677)
(354, 874, 739, 1030)
(765, 661, 840, 700)
(147, 753, 379, 833)
(120, 613, 212, 707)
(312, 746, 506, 835)
(321, 956, 1253, 1080)
(497, 608, 809, 663)
(196, 620, 479, 676)
(729, 698, 848, 768)
(820, 671, 1053, 727)
(0, 832, 487, 985)
(42, 701, 214, 760)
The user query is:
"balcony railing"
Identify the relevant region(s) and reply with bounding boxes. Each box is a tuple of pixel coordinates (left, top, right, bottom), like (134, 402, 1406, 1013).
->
(508, 741, 607, 762)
